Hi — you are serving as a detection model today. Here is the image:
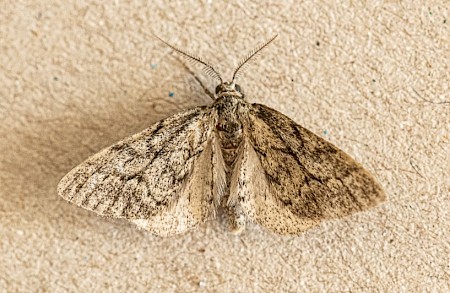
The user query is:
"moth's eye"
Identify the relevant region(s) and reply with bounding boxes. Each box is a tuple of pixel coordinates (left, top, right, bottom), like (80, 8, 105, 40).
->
(215, 85, 222, 94)
(235, 84, 242, 93)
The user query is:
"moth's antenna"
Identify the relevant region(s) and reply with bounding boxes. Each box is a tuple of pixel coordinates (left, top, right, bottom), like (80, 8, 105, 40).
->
(231, 35, 278, 84)
(152, 33, 223, 84)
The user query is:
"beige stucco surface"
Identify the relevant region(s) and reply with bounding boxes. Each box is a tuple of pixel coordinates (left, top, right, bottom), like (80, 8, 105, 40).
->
(1, 1, 448, 292)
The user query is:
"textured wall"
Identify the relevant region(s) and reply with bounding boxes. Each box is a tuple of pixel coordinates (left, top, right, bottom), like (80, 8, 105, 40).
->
(1, 1, 448, 292)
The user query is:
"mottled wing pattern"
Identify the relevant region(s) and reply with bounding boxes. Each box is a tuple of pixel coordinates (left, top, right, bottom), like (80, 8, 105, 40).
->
(58, 106, 226, 236)
(232, 103, 385, 235)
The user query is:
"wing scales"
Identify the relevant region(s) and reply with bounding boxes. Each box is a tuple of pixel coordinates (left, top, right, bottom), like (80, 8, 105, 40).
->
(58, 106, 226, 235)
(232, 103, 385, 234)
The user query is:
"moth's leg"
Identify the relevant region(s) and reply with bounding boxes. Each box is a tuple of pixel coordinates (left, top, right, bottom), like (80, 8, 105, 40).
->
(177, 60, 215, 101)
(226, 204, 247, 234)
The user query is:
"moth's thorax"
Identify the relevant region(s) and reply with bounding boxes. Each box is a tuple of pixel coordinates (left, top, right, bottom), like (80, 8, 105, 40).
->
(213, 96, 247, 166)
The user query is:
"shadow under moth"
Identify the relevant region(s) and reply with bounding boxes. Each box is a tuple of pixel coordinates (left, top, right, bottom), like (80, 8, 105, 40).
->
(58, 35, 385, 236)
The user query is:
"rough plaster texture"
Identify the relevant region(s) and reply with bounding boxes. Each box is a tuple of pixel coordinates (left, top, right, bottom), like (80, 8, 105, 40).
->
(1, 1, 448, 292)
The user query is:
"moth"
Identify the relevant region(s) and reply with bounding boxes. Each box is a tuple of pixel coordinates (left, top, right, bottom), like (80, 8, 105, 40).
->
(58, 35, 385, 236)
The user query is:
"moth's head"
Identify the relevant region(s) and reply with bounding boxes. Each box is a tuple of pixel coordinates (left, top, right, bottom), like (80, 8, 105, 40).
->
(215, 81, 243, 99)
